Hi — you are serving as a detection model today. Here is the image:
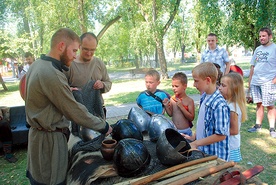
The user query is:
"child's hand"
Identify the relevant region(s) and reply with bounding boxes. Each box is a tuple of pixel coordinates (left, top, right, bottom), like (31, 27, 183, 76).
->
(175, 98, 182, 108)
(189, 142, 197, 149)
(163, 98, 170, 106)
(246, 96, 253, 104)
(182, 133, 195, 142)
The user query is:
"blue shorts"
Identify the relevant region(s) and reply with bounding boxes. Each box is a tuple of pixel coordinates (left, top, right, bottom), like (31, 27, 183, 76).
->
(178, 128, 192, 137)
(251, 81, 276, 106)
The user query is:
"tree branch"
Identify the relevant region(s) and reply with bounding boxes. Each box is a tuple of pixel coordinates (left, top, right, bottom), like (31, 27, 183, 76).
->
(97, 15, 122, 40)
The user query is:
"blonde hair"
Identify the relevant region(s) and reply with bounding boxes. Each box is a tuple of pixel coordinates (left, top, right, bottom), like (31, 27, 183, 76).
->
(145, 69, 160, 81)
(192, 62, 218, 84)
(222, 72, 247, 122)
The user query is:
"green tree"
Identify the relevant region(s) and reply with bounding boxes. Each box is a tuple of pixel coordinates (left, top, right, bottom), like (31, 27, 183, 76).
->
(127, 0, 181, 79)
(223, 0, 275, 50)
(191, 0, 225, 59)
(166, 0, 193, 63)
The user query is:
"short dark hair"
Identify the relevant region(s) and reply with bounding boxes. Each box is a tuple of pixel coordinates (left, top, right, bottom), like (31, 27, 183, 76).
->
(80, 32, 98, 44)
(207, 33, 217, 37)
(24, 52, 33, 58)
(172, 72, 187, 84)
(259, 27, 273, 36)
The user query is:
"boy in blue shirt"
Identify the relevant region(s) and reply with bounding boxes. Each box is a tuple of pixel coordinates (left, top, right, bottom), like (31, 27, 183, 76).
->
(136, 69, 170, 115)
(184, 62, 230, 161)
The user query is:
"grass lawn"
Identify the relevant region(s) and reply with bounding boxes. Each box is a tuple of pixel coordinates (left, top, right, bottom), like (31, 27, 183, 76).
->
(1, 59, 275, 184)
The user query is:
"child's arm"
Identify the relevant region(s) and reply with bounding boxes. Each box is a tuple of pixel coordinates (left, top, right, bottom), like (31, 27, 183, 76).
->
(190, 134, 226, 149)
(163, 98, 173, 116)
(177, 98, 195, 121)
(230, 111, 239, 135)
(183, 133, 196, 142)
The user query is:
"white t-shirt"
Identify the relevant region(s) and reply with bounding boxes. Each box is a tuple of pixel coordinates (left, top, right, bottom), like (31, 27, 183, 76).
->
(196, 94, 210, 151)
(250, 43, 276, 85)
(228, 102, 241, 150)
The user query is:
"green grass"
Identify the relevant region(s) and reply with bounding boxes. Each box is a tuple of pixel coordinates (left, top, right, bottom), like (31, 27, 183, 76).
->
(0, 82, 20, 95)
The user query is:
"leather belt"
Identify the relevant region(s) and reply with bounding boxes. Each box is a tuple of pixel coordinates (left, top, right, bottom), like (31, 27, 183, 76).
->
(36, 127, 68, 133)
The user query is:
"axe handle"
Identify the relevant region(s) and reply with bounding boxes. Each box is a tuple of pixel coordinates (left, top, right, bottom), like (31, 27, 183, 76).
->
(131, 155, 218, 185)
(168, 161, 236, 185)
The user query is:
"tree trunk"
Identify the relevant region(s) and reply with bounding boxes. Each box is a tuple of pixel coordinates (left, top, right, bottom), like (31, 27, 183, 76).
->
(78, 0, 87, 33)
(0, 73, 8, 91)
(154, 47, 159, 68)
(181, 44, 186, 63)
(138, 50, 143, 68)
(155, 37, 168, 79)
(134, 54, 139, 69)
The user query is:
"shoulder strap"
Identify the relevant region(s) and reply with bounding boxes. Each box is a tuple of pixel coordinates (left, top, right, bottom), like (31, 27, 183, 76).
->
(145, 90, 164, 106)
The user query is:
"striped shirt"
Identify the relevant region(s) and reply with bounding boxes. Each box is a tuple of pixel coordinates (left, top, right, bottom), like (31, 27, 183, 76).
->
(199, 90, 230, 161)
(201, 46, 230, 74)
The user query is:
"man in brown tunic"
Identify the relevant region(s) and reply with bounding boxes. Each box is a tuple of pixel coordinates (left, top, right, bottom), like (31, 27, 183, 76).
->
(65, 32, 112, 119)
(25, 28, 112, 185)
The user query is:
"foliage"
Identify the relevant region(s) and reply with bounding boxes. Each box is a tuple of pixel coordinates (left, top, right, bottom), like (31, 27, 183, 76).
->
(1, 0, 276, 75)
(222, 0, 276, 50)
(165, 0, 194, 62)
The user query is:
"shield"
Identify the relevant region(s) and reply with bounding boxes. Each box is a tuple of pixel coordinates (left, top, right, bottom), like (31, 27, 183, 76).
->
(19, 74, 26, 100)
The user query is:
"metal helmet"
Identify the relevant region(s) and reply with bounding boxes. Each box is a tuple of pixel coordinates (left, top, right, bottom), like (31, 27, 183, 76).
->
(127, 107, 151, 132)
(148, 114, 177, 142)
(156, 128, 191, 166)
(113, 138, 151, 177)
(79, 127, 101, 142)
(111, 119, 143, 142)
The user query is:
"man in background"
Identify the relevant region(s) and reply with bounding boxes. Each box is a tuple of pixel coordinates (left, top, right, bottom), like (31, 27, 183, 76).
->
(19, 52, 34, 79)
(0, 108, 17, 163)
(247, 27, 276, 138)
(201, 33, 230, 75)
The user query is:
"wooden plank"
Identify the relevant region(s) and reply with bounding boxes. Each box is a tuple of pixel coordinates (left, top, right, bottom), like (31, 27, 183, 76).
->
(115, 160, 217, 185)
(157, 162, 218, 185)
(168, 161, 235, 185)
(129, 155, 218, 185)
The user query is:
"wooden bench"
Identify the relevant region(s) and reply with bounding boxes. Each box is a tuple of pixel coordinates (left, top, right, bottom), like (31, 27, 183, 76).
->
(129, 68, 154, 78)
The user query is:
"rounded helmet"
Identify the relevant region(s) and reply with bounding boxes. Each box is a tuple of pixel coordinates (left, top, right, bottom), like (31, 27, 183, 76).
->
(156, 128, 191, 166)
(113, 138, 151, 177)
(111, 119, 143, 141)
(79, 127, 101, 142)
(127, 107, 151, 132)
(148, 114, 177, 142)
